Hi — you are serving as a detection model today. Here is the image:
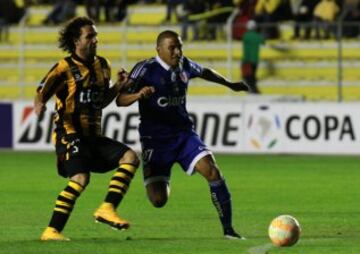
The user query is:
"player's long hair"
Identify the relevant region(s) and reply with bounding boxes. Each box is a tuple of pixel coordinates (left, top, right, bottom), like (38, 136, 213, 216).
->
(58, 17, 94, 53)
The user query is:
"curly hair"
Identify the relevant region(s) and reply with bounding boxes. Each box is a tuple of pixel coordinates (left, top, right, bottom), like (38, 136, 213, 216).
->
(58, 17, 94, 53)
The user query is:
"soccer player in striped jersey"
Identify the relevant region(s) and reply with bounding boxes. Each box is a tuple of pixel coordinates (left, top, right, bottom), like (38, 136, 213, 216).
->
(116, 30, 249, 239)
(34, 17, 139, 241)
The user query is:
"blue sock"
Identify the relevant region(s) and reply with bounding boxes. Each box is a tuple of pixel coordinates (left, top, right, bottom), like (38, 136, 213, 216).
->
(209, 179, 232, 230)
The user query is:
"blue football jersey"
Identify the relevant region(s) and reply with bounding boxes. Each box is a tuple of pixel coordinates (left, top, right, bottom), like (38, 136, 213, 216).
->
(128, 56, 203, 137)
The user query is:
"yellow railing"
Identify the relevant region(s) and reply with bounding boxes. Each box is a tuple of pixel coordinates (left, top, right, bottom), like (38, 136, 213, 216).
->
(0, 5, 359, 101)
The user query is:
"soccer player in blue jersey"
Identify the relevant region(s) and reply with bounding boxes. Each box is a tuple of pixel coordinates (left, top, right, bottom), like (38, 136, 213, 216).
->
(116, 30, 249, 239)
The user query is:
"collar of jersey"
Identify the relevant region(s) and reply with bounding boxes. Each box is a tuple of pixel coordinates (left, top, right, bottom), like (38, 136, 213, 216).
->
(71, 53, 95, 68)
(155, 55, 171, 71)
(155, 55, 184, 73)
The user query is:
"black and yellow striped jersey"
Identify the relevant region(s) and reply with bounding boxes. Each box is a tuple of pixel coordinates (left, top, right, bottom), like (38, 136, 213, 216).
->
(38, 54, 112, 141)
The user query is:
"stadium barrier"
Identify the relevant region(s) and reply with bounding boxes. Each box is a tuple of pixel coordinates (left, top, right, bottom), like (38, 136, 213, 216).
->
(1, 5, 360, 101)
(1, 98, 360, 154)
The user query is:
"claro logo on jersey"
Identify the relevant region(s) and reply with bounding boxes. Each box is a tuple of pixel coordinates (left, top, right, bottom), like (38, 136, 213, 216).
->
(157, 95, 186, 107)
(79, 88, 104, 109)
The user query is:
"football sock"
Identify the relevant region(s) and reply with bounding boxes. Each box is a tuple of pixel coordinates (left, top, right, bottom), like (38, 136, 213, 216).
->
(104, 163, 137, 208)
(48, 180, 84, 232)
(209, 178, 232, 230)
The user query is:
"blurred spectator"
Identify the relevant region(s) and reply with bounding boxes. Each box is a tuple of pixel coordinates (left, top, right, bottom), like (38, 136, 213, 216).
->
(84, 0, 134, 23)
(43, 0, 77, 25)
(0, 17, 9, 42)
(340, 0, 360, 38)
(105, 0, 137, 22)
(290, 0, 319, 40)
(113, 0, 129, 22)
(0, 0, 27, 42)
(206, 0, 234, 40)
(0, 3, 9, 42)
(313, 0, 340, 39)
(254, 0, 282, 39)
(241, 20, 264, 94)
(232, 0, 258, 40)
(163, 0, 183, 23)
(85, 0, 101, 22)
(179, 0, 207, 41)
(104, 0, 117, 22)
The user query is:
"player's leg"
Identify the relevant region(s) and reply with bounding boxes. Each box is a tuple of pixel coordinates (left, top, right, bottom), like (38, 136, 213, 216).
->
(141, 137, 174, 208)
(102, 149, 139, 209)
(177, 131, 244, 239)
(93, 137, 140, 230)
(251, 63, 260, 94)
(146, 179, 170, 208)
(40, 135, 89, 241)
(195, 156, 244, 239)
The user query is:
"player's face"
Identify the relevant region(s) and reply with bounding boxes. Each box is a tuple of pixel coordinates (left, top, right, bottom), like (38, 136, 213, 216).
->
(157, 36, 183, 67)
(75, 25, 98, 61)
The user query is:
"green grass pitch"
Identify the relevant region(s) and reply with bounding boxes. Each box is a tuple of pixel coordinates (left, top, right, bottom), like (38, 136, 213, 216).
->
(0, 151, 359, 254)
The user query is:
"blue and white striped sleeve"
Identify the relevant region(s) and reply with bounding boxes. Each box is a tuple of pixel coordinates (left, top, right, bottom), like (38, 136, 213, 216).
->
(186, 57, 203, 78)
(128, 60, 148, 93)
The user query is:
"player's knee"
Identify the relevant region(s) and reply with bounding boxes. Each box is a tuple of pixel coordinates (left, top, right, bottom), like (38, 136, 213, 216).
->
(204, 166, 222, 182)
(70, 173, 90, 188)
(120, 149, 140, 168)
(149, 196, 168, 208)
(146, 183, 169, 208)
(195, 156, 222, 181)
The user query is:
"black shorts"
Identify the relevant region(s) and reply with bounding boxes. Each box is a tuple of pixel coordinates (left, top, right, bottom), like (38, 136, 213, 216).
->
(55, 134, 130, 178)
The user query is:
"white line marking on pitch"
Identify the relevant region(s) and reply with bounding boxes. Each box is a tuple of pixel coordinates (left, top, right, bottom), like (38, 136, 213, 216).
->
(248, 243, 273, 254)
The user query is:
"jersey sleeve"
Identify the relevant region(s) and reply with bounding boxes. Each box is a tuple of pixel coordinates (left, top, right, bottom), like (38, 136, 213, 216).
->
(184, 57, 203, 78)
(98, 56, 112, 90)
(37, 60, 66, 102)
(127, 60, 148, 93)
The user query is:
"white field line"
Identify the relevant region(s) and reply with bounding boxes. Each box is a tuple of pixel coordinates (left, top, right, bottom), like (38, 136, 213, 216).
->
(248, 243, 274, 254)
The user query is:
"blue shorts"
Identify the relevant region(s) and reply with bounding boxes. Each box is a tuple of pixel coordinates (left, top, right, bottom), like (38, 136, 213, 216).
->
(140, 130, 213, 186)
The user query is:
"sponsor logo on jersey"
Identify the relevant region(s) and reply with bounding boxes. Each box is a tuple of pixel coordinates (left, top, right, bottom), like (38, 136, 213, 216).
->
(157, 95, 186, 107)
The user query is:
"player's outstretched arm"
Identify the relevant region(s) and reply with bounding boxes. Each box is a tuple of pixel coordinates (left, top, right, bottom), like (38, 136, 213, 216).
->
(200, 67, 249, 92)
(34, 91, 47, 118)
(116, 86, 155, 107)
(34, 80, 60, 118)
(35, 63, 66, 118)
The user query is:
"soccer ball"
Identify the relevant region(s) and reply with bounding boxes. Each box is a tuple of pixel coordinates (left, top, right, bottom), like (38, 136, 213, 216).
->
(268, 215, 301, 247)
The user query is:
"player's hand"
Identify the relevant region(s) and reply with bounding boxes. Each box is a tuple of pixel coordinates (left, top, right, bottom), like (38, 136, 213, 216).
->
(34, 92, 47, 118)
(117, 68, 129, 87)
(138, 86, 155, 99)
(34, 101, 47, 118)
(228, 81, 250, 92)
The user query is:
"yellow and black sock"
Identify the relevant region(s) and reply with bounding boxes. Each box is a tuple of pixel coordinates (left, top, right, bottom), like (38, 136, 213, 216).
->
(48, 181, 84, 232)
(104, 163, 137, 208)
